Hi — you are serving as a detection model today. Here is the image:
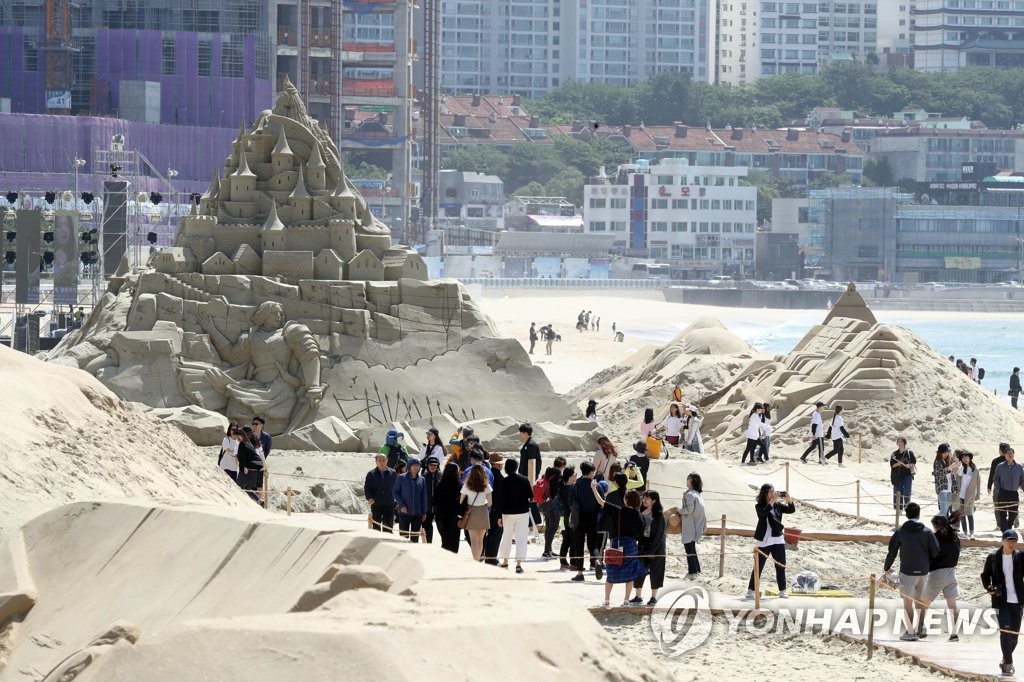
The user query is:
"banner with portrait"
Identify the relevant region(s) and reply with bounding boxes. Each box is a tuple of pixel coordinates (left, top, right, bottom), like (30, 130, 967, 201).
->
(15, 209, 41, 304)
(53, 211, 80, 305)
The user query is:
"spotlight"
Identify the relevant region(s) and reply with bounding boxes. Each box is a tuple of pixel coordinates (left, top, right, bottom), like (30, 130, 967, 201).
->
(5, 192, 17, 204)
(81, 192, 94, 205)
(82, 228, 98, 243)
(44, 191, 56, 205)
(43, 231, 54, 243)
(110, 164, 122, 177)
(80, 251, 97, 264)
(189, 192, 202, 205)
(146, 231, 158, 244)
(5, 251, 15, 264)
(61, 191, 74, 203)
(149, 192, 162, 205)
(5, 231, 14, 241)
(43, 251, 54, 265)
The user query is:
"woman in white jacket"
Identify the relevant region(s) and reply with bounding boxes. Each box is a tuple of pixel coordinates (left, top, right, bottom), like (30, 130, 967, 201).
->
(741, 403, 764, 465)
(683, 405, 703, 454)
(663, 403, 683, 447)
(680, 472, 707, 579)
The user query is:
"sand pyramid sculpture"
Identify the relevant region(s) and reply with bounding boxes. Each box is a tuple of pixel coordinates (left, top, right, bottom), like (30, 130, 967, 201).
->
(45, 79, 571, 437)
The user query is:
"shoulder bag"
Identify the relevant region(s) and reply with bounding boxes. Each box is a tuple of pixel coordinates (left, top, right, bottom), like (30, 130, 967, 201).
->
(457, 491, 479, 530)
(604, 504, 624, 566)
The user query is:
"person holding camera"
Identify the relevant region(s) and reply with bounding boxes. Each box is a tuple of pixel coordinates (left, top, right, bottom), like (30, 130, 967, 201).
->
(982, 529, 1024, 677)
(743, 484, 796, 601)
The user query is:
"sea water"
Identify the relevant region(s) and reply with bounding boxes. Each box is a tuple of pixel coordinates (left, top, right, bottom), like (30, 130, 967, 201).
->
(627, 312, 1022, 394)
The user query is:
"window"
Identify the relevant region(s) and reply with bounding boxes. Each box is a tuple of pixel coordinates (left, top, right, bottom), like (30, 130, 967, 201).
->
(222, 40, 244, 78)
(650, 221, 668, 232)
(711, 200, 721, 209)
(656, 175, 674, 185)
(699, 222, 709, 232)
(610, 221, 627, 232)
(700, 199, 710, 209)
(24, 44, 38, 71)
(723, 200, 732, 210)
(589, 197, 607, 208)
(589, 221, 607, 232)
(162, 39, 176, 76)
(671, 221, 687, 232)
(610, 197, 627, 209)
(711, 222, 721, 232)
(857, 245, 880, 258)
(198, 40, 212, 77)
(746, 201, 756, 211)
(650, 198, 668, 209)
(798, 207, 810, 222)
(672, 199, 688, 209)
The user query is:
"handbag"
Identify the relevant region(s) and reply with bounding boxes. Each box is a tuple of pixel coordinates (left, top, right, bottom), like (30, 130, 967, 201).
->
(604, 503, 625, 566)
(457, 491, 478, 529)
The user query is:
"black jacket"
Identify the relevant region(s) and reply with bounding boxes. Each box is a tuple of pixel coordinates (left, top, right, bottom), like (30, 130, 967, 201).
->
(489, 468, 504, 518)
(611, 506, 644, 541)
(499, 472, 533, 515)
(989, 455, 1008, 493)
(884, 519, 940, 575)
(639, 511, 667, 556)
(1012, 373, 1022, 396)
(237, 442, 264, 470)
(559, 481, 576, 522)
(753, 501, 796, 542)
(890, 449, 917, 485)
(931, 533, 960, 570)
(364, 467, 397, 508)
(433, 475, 463, 517)
(424, 469, 442, 512)
(601, 488, 626, 533)
(519, 438, 542, 477)
(982, 549, 1024, 607)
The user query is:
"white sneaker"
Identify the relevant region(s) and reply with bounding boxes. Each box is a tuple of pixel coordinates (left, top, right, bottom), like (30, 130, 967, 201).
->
(838, 463, 845, 468)
(778, 591, 789, 599)
(741, 590, 755, 601)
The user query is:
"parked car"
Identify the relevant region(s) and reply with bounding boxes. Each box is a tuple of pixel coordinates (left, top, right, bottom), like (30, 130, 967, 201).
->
(706, 275, 735, 287)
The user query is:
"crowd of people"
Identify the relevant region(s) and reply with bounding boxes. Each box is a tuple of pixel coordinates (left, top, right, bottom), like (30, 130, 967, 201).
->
(359, 420, 710, 608)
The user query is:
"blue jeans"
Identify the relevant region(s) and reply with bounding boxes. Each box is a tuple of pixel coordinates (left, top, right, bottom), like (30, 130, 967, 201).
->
(938, 490, 952, 516)
(893, 477, 912, 511)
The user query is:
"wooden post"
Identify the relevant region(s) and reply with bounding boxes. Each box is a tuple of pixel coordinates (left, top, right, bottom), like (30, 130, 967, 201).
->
(718, 515, 727, 578)
(895, 494, 901, 530)
(262, 470, 269, 510)
(867, 574, 877, 660)
(286, 486, 293, 516)
(714, 437, 720, 460)
(856, 480, 861, 520)
(753, 546, 761, 611)
(858, 434, 863, 464)
(785, 461, 790, 495)
(367, 512, 373, 529)
(528, 459, 536, 485)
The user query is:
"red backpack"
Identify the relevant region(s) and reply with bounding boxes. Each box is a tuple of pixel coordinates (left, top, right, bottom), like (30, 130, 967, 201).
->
(533, 476, 550, 504)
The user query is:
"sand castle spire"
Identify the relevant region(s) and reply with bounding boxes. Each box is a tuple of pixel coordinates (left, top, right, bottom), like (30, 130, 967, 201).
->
(290, 165, 310, 199)
(262, 199, 285, 232)
(273, 127, 293, 156)
(202, 168, 221, 199)
(307, 141, 325, 169)
(232, 144, 256, 178)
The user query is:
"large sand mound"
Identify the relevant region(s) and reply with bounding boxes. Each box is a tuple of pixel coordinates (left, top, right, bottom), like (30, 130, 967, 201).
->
(0, 500, 669, 681)
(0, 346, 248, 535)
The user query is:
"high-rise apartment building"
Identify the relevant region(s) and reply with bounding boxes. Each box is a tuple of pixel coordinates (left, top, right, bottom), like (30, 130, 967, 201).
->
(438, 0, 716, 97)
(912, 0, 1024, 71)
(718, 2, 882, 84)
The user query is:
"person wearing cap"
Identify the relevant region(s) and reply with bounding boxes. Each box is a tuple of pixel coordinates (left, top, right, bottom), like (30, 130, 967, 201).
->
(982, 529, 1024, 676)
(483, 452, 505, 565)
(364, 453, 397, 533)
(422, 454, 443, 544)
(995, 447, 1024, 532)
(883, 502, 940, 641)
(799, 402, 827, 464)
(498, 458, 534, 573)
(682, 405, 703, 454)
(379, 429, 408, 470)
(393, 457, 428, 543)
(629, 441, 650, 491)
(741, 403, 765, 466)
(460, 448, 494, 486)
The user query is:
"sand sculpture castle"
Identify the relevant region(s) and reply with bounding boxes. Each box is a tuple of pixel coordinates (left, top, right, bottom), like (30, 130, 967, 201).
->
(46, 80, 571, 438)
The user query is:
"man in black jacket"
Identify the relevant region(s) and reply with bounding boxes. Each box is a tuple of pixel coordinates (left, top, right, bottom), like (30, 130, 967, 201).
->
(990, 443, 1017, 531)
(982, 530, 1024, 677)
(483, 454, 505, 565)
(497, 458, 534, 573)
(1011, 367, 1022, 409)
(518, 423, 542, 478)
(883, 502, 940, 641)
(364, 454, 397, 533)
(422, 456, 442, 543)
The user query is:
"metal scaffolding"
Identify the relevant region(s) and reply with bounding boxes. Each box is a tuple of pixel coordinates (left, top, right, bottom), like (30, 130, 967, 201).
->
(420, 0, 440, 244)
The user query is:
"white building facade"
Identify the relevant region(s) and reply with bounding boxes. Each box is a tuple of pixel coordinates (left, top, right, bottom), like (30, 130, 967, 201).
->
(912, 0, 1024, 71)
(583, 159, 758, 278)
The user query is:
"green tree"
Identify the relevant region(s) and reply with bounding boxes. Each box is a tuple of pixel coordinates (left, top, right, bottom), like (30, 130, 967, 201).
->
(543, 169, 586, 205)
(511, 181, 546, 197)
(741, 170, 799, 224)
(632, 70, 692, 125)
(444, 145, 510, 177)
(808, 172, 855, 189)
(346, 161, 388, 180)
(862, 157, 894, 187)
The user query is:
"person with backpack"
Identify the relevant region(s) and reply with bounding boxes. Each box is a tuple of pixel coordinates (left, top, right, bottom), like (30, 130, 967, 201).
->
(379, 429, 408, 470)
(822, 404, 851, 466)
(498, 458, 534, 574)
(890, 436, 917, 513)
(536, 466, 562, 558)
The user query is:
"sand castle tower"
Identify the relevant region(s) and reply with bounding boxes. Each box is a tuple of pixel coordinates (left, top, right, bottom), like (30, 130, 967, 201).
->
(260, 200, 286, 252)
(271, 128, 294, 173)
(228, 142, 257, 203)
(305, 141, 326, 191)
(288, 166, 312, 222)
